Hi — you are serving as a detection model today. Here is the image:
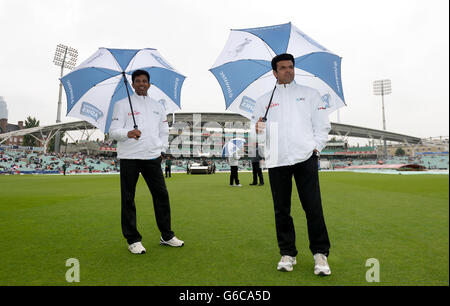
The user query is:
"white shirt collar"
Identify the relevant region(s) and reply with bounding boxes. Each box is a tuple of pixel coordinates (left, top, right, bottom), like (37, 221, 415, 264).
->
(276, 80, 296, 89)
(133, 94, 149, 101)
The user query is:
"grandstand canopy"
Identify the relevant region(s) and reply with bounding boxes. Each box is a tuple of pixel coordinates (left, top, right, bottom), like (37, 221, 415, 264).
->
(0, 112, 422, 145)
(0, 121, 96, 140)
(168, 112, 422, 144)
(328, 122, 421, 144)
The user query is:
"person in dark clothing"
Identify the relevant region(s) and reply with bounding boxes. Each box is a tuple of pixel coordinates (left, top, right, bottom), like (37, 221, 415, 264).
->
(250, 146, 264, 186)
(165, 156, 172, 178)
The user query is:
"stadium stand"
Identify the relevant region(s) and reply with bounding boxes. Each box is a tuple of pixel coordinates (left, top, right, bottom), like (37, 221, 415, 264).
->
(0, 150, 119, 174)
(417, 155, 449, 169)
(1, 140, 448, 174)
(0, 149, 255, 174)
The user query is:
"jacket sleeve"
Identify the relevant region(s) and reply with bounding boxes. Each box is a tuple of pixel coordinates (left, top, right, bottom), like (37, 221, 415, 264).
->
(159, 106, 169, 153)
(109, 102, 129, 142)
(311, 90, 331, 152)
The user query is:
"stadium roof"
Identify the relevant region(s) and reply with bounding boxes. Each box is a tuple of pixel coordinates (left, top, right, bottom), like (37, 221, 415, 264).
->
(170, 112, 422, 144)
(0, 121, 96, 141)
(0, 112, 422, 145)
(328, 122, 422, 144)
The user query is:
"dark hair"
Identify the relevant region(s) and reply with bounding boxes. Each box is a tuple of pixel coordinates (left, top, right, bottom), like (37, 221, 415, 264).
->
(131, 70, 150, 83)
(271, 53, 295, 71)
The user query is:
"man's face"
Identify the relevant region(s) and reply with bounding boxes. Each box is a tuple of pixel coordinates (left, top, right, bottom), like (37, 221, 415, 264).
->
(132, 74, 150, 96)
(273, 60, 295, 84)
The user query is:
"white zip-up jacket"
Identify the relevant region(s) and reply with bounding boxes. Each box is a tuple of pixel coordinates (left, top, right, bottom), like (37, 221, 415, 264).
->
(109, 94, 169, 160)
(251, 81, 331, 169)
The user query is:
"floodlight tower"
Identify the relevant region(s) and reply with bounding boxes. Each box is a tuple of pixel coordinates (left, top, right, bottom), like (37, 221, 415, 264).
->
(53, 44, 78, 152)
(373, 79, 392, 159)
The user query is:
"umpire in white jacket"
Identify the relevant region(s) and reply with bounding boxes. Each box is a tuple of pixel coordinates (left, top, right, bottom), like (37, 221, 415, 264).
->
(252, 54, 331, 275)
(228, 150, 241, 186)
(109, 70, 183, 254)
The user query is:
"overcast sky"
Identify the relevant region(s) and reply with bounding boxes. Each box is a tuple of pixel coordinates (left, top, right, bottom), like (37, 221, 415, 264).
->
(0, 0, 448, 141)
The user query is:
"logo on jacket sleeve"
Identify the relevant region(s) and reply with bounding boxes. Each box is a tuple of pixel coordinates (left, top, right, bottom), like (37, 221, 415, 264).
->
(80, 102, 103, 121)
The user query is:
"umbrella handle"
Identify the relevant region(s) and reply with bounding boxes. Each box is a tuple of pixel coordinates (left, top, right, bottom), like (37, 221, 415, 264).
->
(122, 72, 138, 130)
(262, 84, 277, 122)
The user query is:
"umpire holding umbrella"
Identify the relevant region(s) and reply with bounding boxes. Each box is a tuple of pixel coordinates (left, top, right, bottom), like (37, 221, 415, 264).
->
(252, 54, 331, 275)
(109, 69, 184, 254)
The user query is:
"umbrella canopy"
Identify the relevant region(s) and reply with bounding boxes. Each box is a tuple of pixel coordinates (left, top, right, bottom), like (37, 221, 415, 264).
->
(61, 48, 185, 133)
(222, 138, 246, 158)
(209, 22, 345, 119)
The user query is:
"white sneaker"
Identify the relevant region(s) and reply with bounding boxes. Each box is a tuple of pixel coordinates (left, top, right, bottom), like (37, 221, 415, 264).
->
(277, 255, 297, 272)
(235, 184, 242, 187)
(128, 241, 146, 254)
(160, 236, 184, 247)
(314, 253, 331, 276)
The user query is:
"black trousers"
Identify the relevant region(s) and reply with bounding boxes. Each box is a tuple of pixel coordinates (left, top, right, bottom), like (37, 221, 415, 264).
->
(268, 155, 330, 257)
(229, 166, 239, 185)
(120, 158, 174, 245)
(165, 165, 171, 177)
(251, 162, 264, 184)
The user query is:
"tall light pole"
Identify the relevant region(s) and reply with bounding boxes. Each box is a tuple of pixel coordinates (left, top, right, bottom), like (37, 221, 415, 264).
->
(53, 44, 78, 153)
(373, 79, 392, 159)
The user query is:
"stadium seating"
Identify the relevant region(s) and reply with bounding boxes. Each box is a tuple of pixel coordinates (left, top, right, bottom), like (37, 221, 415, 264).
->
(1, 148, 448, 175)
(417, 155, 449, 169)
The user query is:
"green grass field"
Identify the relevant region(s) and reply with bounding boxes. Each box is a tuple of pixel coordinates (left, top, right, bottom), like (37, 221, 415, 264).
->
(0, 171, 448, 286)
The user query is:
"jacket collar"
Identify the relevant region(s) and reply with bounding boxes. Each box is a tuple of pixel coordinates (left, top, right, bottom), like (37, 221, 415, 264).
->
(275, 80, 296, 89)
(133, 94, 149, 101)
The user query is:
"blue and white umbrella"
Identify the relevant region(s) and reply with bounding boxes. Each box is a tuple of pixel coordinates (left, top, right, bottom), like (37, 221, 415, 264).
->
(61, 48, 185, 133)
(222, 138, 246, 158)
(210, 22, 346, 119)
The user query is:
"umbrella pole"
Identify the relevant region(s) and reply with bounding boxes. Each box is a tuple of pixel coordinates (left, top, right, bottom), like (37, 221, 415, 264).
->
(262, 83, 277, 122)
(122, 72, 138, 129)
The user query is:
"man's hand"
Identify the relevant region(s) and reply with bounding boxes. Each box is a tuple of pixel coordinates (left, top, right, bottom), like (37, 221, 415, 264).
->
(127, 129, 141, 139)
(256, 117, 266, 134)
